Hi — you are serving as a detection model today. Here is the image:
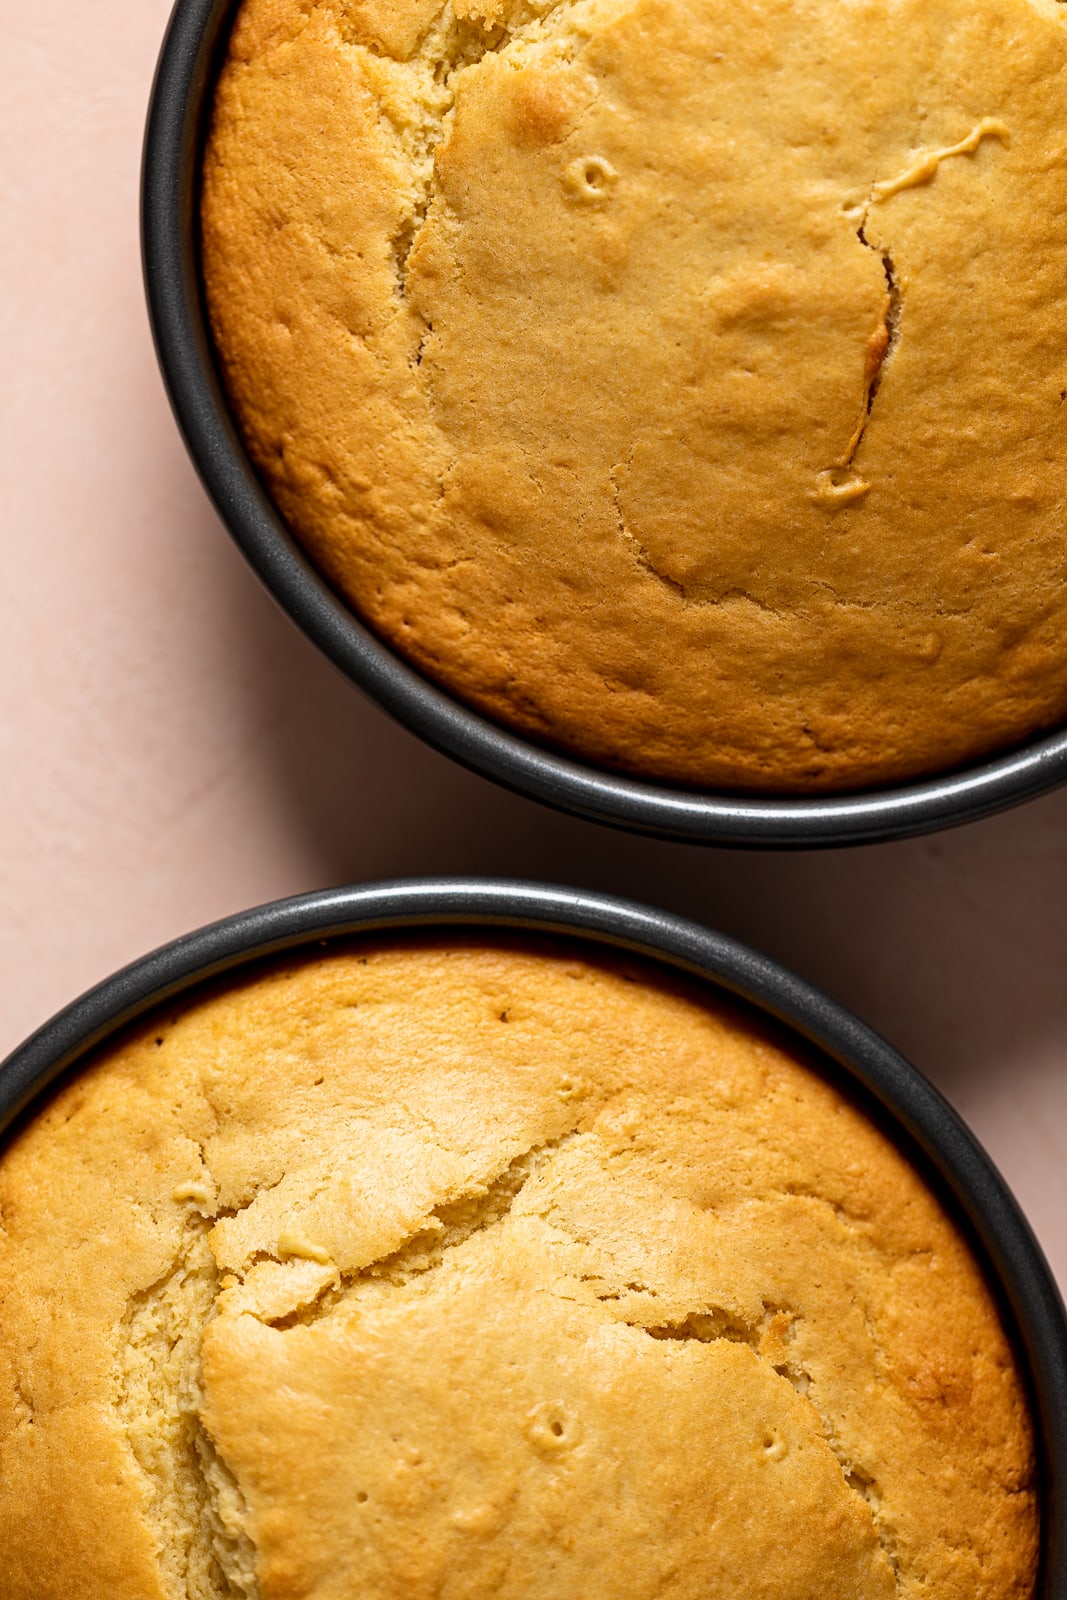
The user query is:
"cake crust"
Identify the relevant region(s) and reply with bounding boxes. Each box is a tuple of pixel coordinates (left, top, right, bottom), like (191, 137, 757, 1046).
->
(202, 0, 1067, 791)
(0, 942, 1038, 1598)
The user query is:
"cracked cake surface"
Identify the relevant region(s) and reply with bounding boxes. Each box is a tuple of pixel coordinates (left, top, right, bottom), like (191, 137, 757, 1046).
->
(0, 940, 1037, 1597)
(202, 0, 1067, 791)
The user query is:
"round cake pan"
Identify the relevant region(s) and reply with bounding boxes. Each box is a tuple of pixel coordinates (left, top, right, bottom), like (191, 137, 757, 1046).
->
(142, 0, 1067, 849)
(3, 876, 1065, 1591)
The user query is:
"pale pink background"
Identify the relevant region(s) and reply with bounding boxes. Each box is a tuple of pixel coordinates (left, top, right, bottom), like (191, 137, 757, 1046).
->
(2, 0, 1065, 1291)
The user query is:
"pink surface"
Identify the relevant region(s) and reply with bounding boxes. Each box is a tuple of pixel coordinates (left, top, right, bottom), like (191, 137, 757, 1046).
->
(2, 0, 1065, 1294)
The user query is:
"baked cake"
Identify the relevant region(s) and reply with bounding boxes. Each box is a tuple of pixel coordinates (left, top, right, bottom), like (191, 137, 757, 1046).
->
(202, 0, 1067, 790)
(0, 940, 1037, 1596)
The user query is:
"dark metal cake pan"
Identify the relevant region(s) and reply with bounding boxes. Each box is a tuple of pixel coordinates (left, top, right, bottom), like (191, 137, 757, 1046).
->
(2, 877, 1065, 1592)
(142, 0, 1067, 848)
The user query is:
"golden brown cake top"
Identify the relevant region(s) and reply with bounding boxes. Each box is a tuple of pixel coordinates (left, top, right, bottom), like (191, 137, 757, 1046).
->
(0, 941, 1036, 1598)
(202, 0, 1067, 791)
